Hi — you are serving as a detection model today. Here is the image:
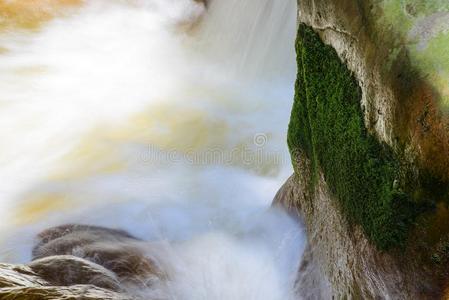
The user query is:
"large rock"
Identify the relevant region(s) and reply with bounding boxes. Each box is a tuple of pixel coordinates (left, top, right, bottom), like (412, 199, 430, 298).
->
(274, 175, 432, 299)
(0, 263, 47, 288)
(28, 255, 122, 292)
(0, 224, 172, 299)
(281, 0, 449, 298)
(0, 285, 131, 300)
(0, 262, 131, 300)
(33, 224, 167, 286)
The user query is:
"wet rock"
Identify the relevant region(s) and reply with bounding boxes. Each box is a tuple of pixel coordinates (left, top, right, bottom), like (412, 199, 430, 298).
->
(32, 224, 139, 257)
(28, 255, 122, 292)
(33, 224, 167, 286)
(0, 263, 131, 300)
(0, 285, 132, 300)
(283, 0, 449, 298)
(0, 263, 47, 288)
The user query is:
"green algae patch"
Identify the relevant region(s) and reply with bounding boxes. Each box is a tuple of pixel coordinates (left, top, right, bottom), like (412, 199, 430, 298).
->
(411, 31, 449, 105)
(288, 24, 422, 250)
(374, 1, 449, 106)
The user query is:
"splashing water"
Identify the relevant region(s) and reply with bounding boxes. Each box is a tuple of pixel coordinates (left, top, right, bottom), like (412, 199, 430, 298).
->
(0, 0, 304, 299)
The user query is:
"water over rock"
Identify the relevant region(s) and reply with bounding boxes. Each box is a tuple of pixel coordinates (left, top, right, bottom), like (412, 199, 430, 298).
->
(0, 261, 131, 300)
(0, 224, 169, 299)
(32, 224, 167, 286)
(28, 255, 122, 292)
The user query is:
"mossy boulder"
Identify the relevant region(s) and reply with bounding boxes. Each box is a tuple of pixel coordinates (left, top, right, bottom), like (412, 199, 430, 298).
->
(288, 23, 424, 250)
(283, 0, 449, 297)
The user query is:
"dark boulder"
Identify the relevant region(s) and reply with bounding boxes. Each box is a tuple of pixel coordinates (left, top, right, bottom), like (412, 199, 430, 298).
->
(28, 255, 122, 291)
(32, 224, 167, 286)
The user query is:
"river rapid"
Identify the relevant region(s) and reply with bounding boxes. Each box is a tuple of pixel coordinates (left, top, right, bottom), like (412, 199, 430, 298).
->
(0, 1, 304, 299)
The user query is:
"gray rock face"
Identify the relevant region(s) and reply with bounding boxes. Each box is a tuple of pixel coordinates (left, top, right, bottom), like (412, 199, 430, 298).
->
(274, 174, 435, 299)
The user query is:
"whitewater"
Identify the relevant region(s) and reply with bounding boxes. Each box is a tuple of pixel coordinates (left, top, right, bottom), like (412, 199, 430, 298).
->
(0, 0, 304, 299)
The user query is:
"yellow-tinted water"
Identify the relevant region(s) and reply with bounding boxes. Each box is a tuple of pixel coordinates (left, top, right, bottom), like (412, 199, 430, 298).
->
(0, 1, 304, 299)
(0, 0, 83, 30)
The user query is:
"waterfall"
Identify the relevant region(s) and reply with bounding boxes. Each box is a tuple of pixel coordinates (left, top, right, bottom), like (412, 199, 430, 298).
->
(0, 0, 304, 299)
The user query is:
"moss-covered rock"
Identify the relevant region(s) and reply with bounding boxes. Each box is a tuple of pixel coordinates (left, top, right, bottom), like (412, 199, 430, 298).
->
(288, 24, 423, 250)
(281, 0, 449, 298)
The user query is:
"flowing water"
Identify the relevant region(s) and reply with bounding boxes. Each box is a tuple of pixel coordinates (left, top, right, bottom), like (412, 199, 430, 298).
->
(0, 0, 304, 299)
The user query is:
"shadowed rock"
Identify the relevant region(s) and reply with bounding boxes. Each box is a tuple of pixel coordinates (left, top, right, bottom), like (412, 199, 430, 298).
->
(32, 224, 138, 258)
(0, 285, 132, 300)
(0, 263, 47, 288)
(0, 263, 131, 300)
(0, 224, 169, 299)
(32, 224, 167, 286)
(28, 255, 122, 292)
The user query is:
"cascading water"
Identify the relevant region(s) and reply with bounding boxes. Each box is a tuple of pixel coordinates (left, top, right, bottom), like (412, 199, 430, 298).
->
(0, 0, 304, 299)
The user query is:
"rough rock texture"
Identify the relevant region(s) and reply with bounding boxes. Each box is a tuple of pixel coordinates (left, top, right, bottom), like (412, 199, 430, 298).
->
(0, 261, 131, 300)
(32, 224, 167, 286)
(279, 0, 449, 298)
(0, 285, 131, 300)
(0, 225, 170, 299)
(297, 0, 449, 180)
(29, 255, 122, 292)
(0, 263, 48, 288)
(275, 175, 433, 299)
(293, 244, 332, 300)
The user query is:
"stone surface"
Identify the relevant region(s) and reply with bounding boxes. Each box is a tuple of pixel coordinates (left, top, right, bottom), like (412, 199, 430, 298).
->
(0, 262, 131, 300)
(274, 174, 436, 299)
(29, 255, 122, 292)
(0, 263, 48, 288)
(0, 285, 132, 300)
(297, 0, 449, 181)
(33, 224, 167, 286)
(0, 224, 172, 299)
(282, 0, 449, 298)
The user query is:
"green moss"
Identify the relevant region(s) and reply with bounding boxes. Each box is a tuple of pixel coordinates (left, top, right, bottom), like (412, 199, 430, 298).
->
(378, 0, 449, 37)
(379, 0, 414, 34)
(288, 24, 422, 250)
(410, 32, 449, 105)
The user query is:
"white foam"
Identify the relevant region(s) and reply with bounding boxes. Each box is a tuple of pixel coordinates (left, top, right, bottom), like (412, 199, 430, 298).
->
(0, 0, 303, 299)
